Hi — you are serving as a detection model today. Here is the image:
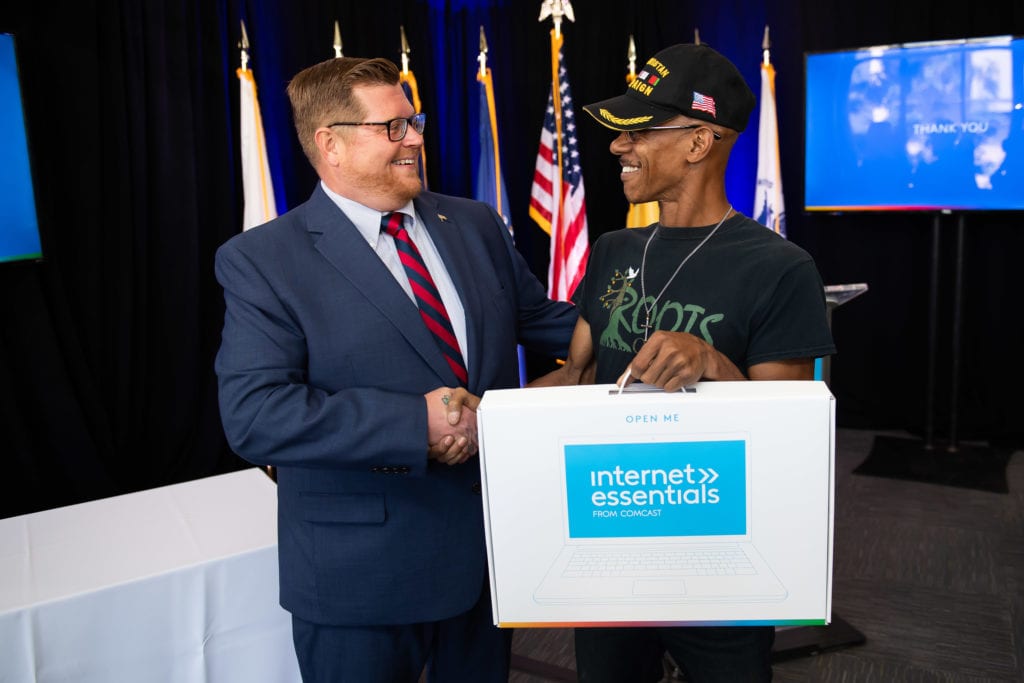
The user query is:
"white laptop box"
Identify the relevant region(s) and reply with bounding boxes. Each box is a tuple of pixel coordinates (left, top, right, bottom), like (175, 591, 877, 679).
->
(477, 381, 834, 627)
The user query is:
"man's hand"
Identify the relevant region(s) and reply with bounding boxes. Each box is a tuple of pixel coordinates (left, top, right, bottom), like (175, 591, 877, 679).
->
(617, 331, 744, 391)
(424, 387, 480, 465)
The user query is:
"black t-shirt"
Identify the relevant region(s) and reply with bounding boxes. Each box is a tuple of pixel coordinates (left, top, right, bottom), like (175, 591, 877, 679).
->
(575, 214, 837, 384)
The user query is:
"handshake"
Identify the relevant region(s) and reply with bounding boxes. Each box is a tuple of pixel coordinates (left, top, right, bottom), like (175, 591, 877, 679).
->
(424, 387, 480, 466)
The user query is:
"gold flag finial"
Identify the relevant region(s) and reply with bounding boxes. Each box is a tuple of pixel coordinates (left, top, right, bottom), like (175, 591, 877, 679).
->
(694, 28, 701, 45)
(762, 25, 771, 65)
(538, 0, 575, 40)
(400, 26, 411, 74)
(478, 26, 489, 78)
(239, 20, 250, 71)
(333, 20, 343, 58)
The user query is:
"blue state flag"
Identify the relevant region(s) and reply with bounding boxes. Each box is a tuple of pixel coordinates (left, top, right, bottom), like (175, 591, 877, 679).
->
(475, 65, 526, 385)
(475, 67, 512, 230)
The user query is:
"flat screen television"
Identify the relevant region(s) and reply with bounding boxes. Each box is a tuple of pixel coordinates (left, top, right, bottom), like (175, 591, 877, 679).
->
(0, 32, 43, 262)
(804, 35, 1024, 212)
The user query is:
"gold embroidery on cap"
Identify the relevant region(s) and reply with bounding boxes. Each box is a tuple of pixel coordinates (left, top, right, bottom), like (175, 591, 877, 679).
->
(599, 109, 653, 126)
(645, 57, 670, 78)
(629, 79, 654, 96)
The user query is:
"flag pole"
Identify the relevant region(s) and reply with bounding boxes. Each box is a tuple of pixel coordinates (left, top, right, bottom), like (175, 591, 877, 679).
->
(333, 21, 343, 58)
(477, 27, 503, 219)
(538, 1, 573, 276)
(623, 35, 660, 229)
(538, 1, 572, 176)
(236, 21, 279, 470)
(754, 23, 786, 237)
(477, 25, 488, 78)
(398, 26, 427, 188)
(239, 20, 250, 72)
(236, 20, 277, 232)
(474, 25, 524, 383)
(400, 25, 411, 77)
(530, 0, 588, 300)
(398, 25, 423, 117)
(538, 0, 574, 39)
(626, 34, 636, 83)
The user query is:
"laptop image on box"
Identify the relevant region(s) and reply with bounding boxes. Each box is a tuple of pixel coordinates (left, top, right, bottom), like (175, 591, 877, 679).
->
(533, 436, 787, 605)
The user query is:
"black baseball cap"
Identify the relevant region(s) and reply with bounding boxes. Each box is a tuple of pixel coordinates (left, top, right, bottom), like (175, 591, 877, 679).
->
(583, 43, 756, 133)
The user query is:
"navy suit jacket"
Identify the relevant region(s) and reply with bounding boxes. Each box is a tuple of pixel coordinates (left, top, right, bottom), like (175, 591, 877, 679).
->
(215, 185, 577, 626)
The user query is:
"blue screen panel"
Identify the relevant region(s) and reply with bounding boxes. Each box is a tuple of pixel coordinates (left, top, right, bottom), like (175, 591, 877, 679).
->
(0, 33, 43, 263)
(805, 36, 1024, 212)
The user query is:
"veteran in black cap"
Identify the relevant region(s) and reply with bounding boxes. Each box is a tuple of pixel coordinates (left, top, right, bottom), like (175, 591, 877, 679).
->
(531, 42, 835, 683)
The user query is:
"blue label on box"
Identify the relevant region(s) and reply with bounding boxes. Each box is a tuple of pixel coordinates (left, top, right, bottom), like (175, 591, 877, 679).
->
(563, 441, 746, 538)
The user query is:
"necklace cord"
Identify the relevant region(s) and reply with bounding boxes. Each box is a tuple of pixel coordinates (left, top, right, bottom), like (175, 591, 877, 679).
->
(639, 205, 732, 341)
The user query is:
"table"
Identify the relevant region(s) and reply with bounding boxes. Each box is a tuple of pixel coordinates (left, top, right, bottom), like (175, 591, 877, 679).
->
(0, 468, 301, 682)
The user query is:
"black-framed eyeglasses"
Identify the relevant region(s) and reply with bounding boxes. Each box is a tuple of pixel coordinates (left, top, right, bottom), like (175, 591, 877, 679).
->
(623, 124, 722, 143)
(328, 113, 426, 141)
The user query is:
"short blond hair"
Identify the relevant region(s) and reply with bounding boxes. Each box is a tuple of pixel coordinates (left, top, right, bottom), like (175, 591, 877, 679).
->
(286, 57, 401, 166)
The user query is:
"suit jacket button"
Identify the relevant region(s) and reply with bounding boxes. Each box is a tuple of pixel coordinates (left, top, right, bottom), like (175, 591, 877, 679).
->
(471, 483, 482, 494)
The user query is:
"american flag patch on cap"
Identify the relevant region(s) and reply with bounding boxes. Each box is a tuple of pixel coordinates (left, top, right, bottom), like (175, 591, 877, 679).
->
(692, 91, 717, 117)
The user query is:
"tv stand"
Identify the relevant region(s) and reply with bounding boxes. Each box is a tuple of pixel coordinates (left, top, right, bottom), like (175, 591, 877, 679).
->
(860, 213, 1006, 492)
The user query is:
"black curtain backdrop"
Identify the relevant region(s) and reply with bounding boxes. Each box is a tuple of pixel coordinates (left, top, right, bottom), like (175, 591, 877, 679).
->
(2, 0, 1022, 518)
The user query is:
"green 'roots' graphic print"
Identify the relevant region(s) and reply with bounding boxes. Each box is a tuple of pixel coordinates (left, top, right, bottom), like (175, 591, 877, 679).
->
(597, 267, 724, 354)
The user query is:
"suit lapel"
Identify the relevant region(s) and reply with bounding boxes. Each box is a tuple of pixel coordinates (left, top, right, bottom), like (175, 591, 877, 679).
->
(304, 187, 455, 384)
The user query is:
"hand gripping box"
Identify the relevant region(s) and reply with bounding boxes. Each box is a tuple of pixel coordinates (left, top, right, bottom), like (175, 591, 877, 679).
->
(477, 381, 835, 627)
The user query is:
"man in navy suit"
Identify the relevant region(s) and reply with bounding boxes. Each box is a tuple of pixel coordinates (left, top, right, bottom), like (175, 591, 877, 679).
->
(215, 56, 577, 682)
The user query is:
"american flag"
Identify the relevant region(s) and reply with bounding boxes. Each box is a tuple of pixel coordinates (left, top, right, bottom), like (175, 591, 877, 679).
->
(692, 91, 717, 118)
(529, 48, 589, 301)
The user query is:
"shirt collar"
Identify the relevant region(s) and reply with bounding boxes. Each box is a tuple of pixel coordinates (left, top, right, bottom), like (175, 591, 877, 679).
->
(320, 181, 416, 247)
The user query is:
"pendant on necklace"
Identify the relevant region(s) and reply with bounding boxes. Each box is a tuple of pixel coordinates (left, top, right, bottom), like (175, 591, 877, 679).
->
(641, 311, 654, 341)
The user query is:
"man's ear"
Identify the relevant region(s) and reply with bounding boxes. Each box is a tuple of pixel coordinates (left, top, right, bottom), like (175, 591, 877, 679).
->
(314, 127, 342, 167)
(687, 131, 714, 162)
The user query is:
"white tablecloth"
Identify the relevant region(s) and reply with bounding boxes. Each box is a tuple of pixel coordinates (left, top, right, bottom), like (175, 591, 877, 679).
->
(0, 468, 301, 682)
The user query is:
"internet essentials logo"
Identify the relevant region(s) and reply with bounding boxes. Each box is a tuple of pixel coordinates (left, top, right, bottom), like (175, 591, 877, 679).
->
(564, 441, 746, 538)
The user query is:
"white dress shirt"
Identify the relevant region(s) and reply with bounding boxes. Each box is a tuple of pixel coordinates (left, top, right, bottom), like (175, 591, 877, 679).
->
(321, 182, 469, 370)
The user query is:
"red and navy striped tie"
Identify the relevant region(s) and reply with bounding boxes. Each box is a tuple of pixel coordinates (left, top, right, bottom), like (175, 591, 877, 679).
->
(381, 212, 468, 385)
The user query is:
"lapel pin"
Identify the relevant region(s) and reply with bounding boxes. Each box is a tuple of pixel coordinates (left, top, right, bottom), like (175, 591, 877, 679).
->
(437, 214, 448, 222)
